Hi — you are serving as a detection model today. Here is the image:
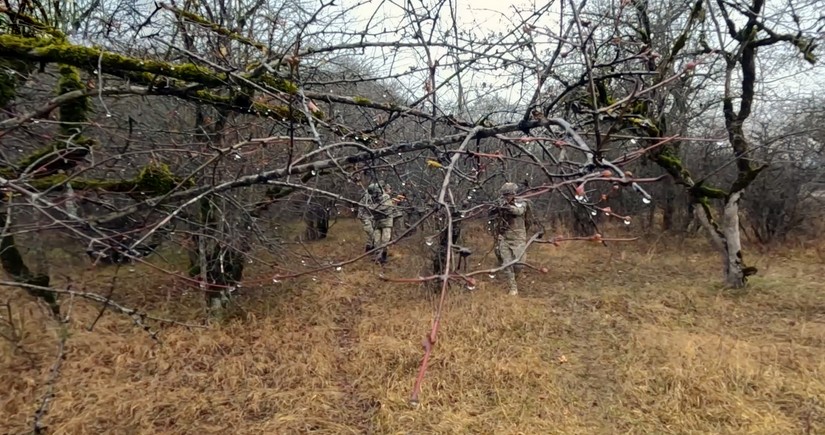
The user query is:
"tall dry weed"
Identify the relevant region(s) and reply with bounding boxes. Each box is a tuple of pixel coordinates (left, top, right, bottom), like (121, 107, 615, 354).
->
(1, 219, 824, 434)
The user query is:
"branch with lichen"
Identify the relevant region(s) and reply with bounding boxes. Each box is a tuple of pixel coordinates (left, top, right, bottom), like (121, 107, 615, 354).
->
(0, 35, 460, 128)
(55, 64, 90, 136)
(0, 64, 94, 179)
(24, 161, 194, 195)
(0, 34, 302, 118)
(158, 3, 270, 55)
(0, 34, 231, 86)
(0, 33, 309, 95)
(0, 7, 65, 38)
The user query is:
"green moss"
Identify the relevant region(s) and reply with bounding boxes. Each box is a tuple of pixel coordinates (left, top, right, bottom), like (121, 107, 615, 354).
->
(259, 74, 298, 93)
(652, 148, 692, 182)
(0, 34, 227, 87)
(353, 96, 371, 105)
(135, 161, 176, 193)
(18, 142, 71, 169)
(671, 33, 689, 61)
(0, 65, 18, 107)
(56, 64, 90, 135)
(595, 81, 614, 106)
(167, 6, 268, 53)
(626, 115, 660, 136)
(0, 34, 322, 125)
(0, 10, 65, 39)
(630, 100, 648, 115)
(0, 34, 310, 94)
(26, 174, 108, 190)
(794, 38, 818, 65)
(6, 137, 94, 178)
(27, 161, 192, 194)
(692, 182, 728, 199)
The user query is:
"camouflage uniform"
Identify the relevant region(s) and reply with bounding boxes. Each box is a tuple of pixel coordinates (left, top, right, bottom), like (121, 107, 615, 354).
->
(357, 184, 381, 252)
(489, 182, 532, 295)
(371, 191, 395, 263)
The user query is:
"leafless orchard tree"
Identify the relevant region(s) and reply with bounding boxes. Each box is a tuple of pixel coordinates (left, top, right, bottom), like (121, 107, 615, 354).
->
(1, 0, 820, 414)
(534, 0, 823, 287)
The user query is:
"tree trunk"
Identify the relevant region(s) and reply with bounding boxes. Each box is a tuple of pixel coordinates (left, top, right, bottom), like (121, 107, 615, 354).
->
(646, 201, 656, 230)
(0, 211, 59, 317)
(303, 203, 329, 241)
(662, 179, 675, 231)
(570, 205, 594, 236)
(693, 192, 753, 289)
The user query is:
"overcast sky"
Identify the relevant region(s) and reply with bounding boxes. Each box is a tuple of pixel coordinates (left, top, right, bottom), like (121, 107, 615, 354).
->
(339, 0, 822, 121)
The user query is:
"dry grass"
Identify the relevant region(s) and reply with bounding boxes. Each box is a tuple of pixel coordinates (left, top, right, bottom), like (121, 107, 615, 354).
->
(2, 219, 824, 434)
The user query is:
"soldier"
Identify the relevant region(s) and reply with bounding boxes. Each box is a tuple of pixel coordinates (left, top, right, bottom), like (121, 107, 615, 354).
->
(488, 182, 541, 295)
(357, 183, 381, 253)
(371, 185, 395, 264)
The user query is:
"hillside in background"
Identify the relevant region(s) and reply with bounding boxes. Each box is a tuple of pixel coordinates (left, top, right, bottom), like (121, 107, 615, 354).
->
(2, 219, 824, 434)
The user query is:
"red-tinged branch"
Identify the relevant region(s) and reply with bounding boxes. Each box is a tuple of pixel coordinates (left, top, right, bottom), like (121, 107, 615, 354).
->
(518, 175, 667, 200)
(408, 128, 482, 404)
(612, 136, 681, 165)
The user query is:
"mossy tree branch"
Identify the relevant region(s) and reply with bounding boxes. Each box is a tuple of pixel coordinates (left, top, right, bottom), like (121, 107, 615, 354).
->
(0, 33, 304, 117)
(0, 34, 231, 87)
(158, 3, 270, 55)
(0, 34, 449, 128)
(0, 65, 95, 179)
(25, 161, 194, 195)
(0, 7, 65, 38)
(55, 64, 90, 136)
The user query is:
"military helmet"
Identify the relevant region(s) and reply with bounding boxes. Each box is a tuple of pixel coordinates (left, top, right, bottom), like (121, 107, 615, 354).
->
(499, 182, 519, 196)
(367, 183, 382, 195)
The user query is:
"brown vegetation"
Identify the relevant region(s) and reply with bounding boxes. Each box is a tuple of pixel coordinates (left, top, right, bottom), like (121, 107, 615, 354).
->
(2, 219, 825, 434)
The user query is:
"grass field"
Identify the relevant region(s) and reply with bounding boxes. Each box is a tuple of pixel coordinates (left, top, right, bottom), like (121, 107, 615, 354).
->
(2, 218, 824, 434)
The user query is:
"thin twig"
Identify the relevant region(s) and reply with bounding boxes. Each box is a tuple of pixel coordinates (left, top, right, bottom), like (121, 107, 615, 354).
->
(32, 325, 67, 434)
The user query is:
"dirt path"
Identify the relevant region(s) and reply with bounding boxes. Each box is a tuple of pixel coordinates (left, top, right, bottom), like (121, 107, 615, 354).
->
(332, 284, 380, 433)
